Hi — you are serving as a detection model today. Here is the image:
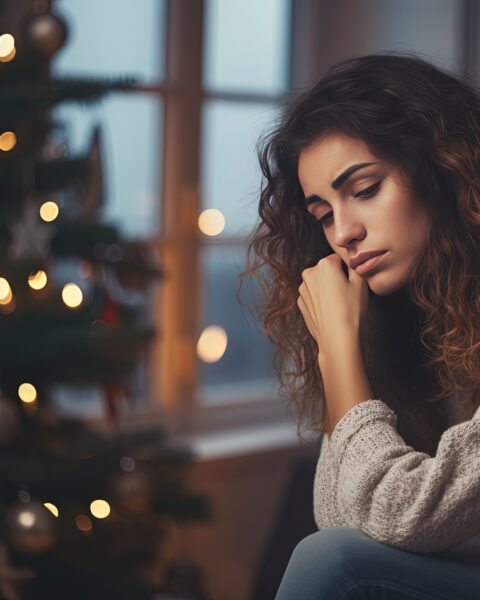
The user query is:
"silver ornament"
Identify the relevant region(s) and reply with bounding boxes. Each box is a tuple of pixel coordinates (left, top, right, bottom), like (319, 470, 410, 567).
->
(5, 501, 56, 554)
(25, 11, 67, 58)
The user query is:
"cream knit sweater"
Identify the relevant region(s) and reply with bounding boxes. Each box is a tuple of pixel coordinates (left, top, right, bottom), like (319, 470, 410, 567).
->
(313, 397, 480, 562)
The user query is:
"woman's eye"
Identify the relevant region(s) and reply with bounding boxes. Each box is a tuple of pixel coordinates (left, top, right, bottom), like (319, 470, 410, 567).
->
(317, 181, 381, 227)
(354, 181, 381, 198)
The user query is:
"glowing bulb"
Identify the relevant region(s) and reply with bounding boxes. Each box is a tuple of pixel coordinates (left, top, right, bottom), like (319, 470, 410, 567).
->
(0, 34, 15, 58)
(62, 283, 83, 308)
(90, 499, 110, 519)
(43, 502, 59, 517)
(28, 270, 47, 290)
(198, 209, 225, 236)
(18, 510, 35, 528)
(0, 131, 16, 151)
(196, 325, 228, 363)
(18, 383, 37, 404)
(0, 277, 11, 302)
(39, 201, 59, 222)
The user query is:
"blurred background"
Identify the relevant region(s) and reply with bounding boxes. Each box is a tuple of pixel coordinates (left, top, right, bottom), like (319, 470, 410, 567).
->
(0, 0, 476, 599)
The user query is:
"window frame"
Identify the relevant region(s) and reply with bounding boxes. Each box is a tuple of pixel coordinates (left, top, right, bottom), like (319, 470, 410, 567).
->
(146, 0, 327, 442)
(67, 0, 327, 450)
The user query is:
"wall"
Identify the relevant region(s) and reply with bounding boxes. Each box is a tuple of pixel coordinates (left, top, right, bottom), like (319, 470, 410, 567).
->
(160, 441, 320, 600)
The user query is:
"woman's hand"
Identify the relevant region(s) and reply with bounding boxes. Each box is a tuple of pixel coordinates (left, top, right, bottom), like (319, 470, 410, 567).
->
(297, 254, 373, 435)
(297, 254, 369, 359)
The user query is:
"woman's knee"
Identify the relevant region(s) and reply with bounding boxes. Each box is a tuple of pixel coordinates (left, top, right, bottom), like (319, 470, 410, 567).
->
(276, 528, 369, 599)
(293, 526, 371, 561)
(286, 527, 363, 576)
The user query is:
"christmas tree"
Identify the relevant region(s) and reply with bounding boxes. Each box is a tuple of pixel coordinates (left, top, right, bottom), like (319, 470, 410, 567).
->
(0, 3, 212, 598)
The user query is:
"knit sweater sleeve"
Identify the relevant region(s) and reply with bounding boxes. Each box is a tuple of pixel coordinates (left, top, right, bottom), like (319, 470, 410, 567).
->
(322, 398, 480, 553)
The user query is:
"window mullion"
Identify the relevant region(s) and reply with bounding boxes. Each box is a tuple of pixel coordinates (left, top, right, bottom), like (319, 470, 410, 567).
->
(152, 0, 204, 428)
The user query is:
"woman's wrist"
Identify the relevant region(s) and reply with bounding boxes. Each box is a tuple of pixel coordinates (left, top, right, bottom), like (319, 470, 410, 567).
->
(317, 335, 373, 434)
(317, 329, 361, 369)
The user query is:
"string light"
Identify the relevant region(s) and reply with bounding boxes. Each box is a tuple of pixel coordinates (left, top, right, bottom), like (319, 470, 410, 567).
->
(18, 510, 35, 528)
(62, 283, 83, 308)
(0, 131, 16, 151)
(196, 325, 228, 363)
(0, 277, 12, 303)
(198, 208, 226, 236)
(43, 502, 59, 517)
(0, 33, 15, 63)
(18, 383, 37, 404)
(28, 270, 47, 290)
(89, 499, 110, 519)
(39, 201, 59, 222)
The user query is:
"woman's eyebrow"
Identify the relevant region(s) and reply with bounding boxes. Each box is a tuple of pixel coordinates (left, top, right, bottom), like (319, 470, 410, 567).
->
(303, 161, 379, 207)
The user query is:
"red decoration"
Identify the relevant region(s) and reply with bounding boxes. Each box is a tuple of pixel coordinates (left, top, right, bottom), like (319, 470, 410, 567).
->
(103, 382, 124, 424)
(100, 294, 119, 326)
(100, 290, 121, 422)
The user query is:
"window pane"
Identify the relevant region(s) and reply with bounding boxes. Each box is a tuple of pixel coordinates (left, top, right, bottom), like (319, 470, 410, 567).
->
(54, 0, 167, 82)
(197, 245, 276, 406)
(203, 0, 292, 94)
(201, 100, 279, 238)
(52, 96, 163, 240)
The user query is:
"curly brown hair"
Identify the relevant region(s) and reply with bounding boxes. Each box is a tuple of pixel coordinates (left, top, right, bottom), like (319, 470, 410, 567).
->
(236, 51, 480, 456)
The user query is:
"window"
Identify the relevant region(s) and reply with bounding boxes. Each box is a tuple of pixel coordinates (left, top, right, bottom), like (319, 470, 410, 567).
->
(197, 0, 292, 409)
(53, 0, 166, 239)
(50, 0, 302, 445)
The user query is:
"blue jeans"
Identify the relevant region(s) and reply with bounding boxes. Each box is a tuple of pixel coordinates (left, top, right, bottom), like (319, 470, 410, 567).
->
(275, 527, 480, 599)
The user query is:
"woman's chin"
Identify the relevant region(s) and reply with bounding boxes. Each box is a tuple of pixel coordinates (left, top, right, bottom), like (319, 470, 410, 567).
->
(367, 277, 409, 297)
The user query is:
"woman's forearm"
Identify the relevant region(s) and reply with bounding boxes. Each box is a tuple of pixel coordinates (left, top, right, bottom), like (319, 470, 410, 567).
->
(318, 337, 374, 436)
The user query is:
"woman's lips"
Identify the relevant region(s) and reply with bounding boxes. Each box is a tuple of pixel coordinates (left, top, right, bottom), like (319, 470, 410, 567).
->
(354, 251, 388, 275)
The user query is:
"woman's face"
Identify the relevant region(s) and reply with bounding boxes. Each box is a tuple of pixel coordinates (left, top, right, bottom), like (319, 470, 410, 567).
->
(297, 132, 431, 296)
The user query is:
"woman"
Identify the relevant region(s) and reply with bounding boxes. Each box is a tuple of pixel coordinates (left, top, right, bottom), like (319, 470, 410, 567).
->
(237, 51, 480, 598)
